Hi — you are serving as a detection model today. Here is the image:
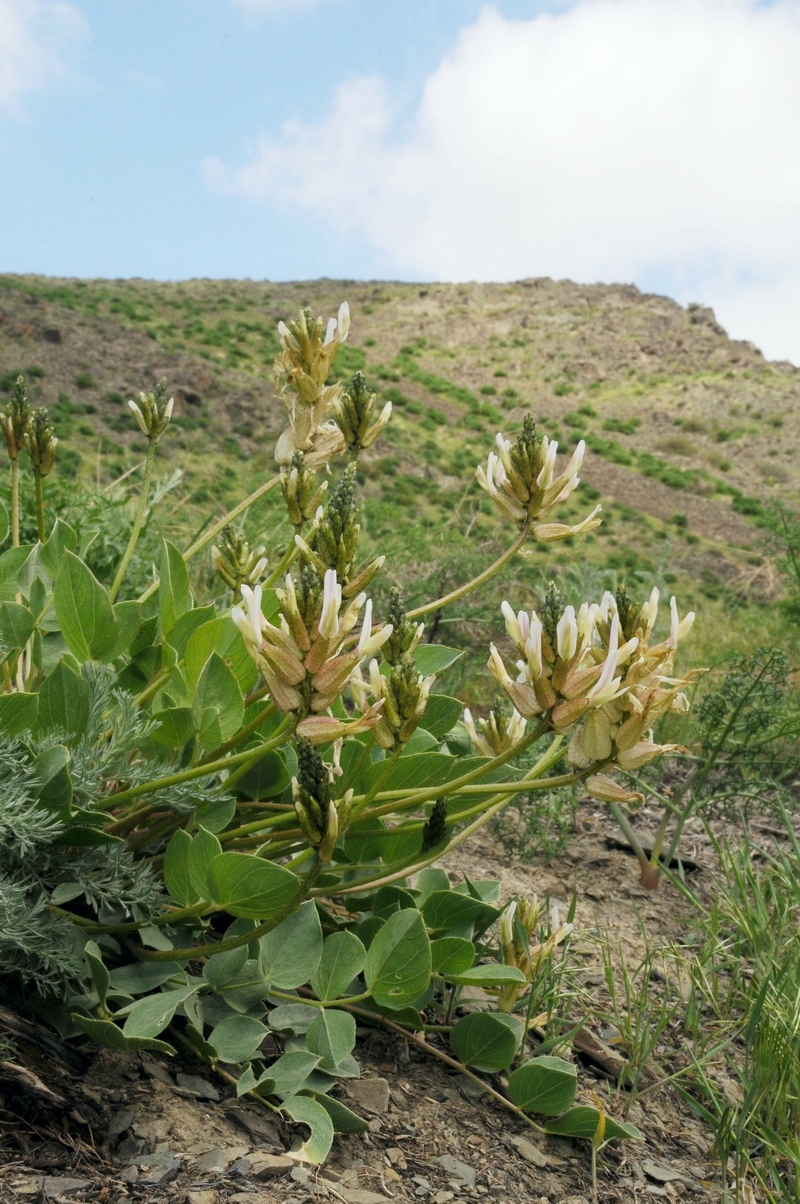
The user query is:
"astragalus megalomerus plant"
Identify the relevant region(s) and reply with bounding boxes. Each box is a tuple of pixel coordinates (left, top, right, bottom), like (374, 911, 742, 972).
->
(0, 302, 699, 1165)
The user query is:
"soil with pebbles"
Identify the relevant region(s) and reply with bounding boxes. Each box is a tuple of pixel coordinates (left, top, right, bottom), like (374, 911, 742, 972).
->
(0, 798, 765, 1204)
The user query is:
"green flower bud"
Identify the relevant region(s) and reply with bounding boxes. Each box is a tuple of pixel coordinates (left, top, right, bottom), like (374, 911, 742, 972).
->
(211, 526, 267, 592)
(0, 376, 31, 461)
(25, 407, 57, 478)
(128, 377, 173, 443)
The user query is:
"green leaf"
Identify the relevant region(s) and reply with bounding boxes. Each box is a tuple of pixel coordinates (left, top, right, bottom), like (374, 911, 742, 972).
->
(84, 941, 110, 1010)
(209, 1015, 269, 1064)
(449, 1012, 522, 1072)
(235, 750, 291, 800)
(111, 600, 143, 656)
(420, 694, 463, 739)
(188, 826, 222, 901)
(415, 867, 450, 903)
(36, 659, 90, 736)
(0, 600, 34, 649)
(208, 852, 299, 919)
(149, 706, 194, 751)
(53, 551, 118, 661)
(108, 962, 183, 996)
(414, 645, 464, 675)
(430, 937, 475, 977)
(34, 745, 72, 818)
(203, 944, 249, 989)
(39, 519, 77, 578)
(268, 1004, 320, 1035)
(163, 829, 197, 906)
(258, 1050, 322, 1098)
(299, 1092, 368, 1134)
(365, 908, 431, 1010)
(422, 890, 502, 934)
(70, 1014, 175, 1055)
(311, 931, 367, 1002)
(192, 652, 243, 747)
(0, 545, 34, 601)
(544, 1106, 642, 1143)
(443, 964, 527, 988)
(259, 901, 323, 989)
(165, 604, 216, 657)
(159, 540, 191, 636)
(361, 751, 454, 798)
(281, 1095, 334, 1165)
(306, 1009, 356, 1070)
(184, 618, 230, 689)
(508, 1055, 578, 1116)
(122, 984, 200, 1039)
(0, 499, 8, 545)
(0, 691, 38, 737)
(373, 885, 417, 919)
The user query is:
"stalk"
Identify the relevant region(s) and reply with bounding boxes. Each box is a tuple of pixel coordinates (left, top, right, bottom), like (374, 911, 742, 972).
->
(10, 459, 19, 548)
(406, 522, 531, 619)
(33, 472, 46, 543)
(110, 439, 155, 603)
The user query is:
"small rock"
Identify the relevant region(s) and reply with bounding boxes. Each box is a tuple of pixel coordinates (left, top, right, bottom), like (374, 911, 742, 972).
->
(507, 1135, 548, 1168)
(643, 1160, 683, 1184)
(134, 1151, 181, 1186)
(37, 1179, 91, 1199)
(249, 1153, 294, 1180)
(108, 1108, 138, 1139)
(386, 1147, 407, 1170)
(456, 1075, 486, 1100)
(346, 1077, 390, 1114)
(291, 1164, 311, 1183)
(186, 1192, 217, 1204)
(141, 1057, 174, 1085)
(176, 1072, 220, 1100)
(437, 1156, 476, 1188)
(118, 1167, 138, 1185)
(116, 1137, 147, 1161)
(192, 1146, 249, 1173)
(435, 1194, 455, 1204)
(228, 1157, 252, 1176)
(340, 1192, 389, 1204)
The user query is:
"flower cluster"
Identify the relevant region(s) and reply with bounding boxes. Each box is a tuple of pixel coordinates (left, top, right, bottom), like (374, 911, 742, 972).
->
(348, 589, 435, 752)
(476, 415, 601, 542)
(497, 897, 574, 1011)
(128, 378, 174, 442)
(331, 372, 392, 456)
(232, 569, 391, 745)
(464, 700, 526, 759)
(274, 304, 350, 466)
(26, 408, 58, 480)
(292, 737, 353, 862)
(488, 582, 695, 797)
(211, 526, 268, 593)
(0, 377, 31, 461)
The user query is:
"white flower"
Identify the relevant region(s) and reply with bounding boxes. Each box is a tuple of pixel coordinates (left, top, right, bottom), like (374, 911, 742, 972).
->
(337, 301, 350, 341)
(556, 605, 578, 661)
(507, 708, 527, 743)
(232, 583, 265, 649)
(500, 901, 517, 947)
(536, 436, 558, 489)
(127, 399, 148, 434)
(357, 598, 394, 657)
(323, 317, 338, 346)
(525, 618, 544, 678)
(667, 596, 695, 649)
(318, 569, 342, 640)
(488, 644, 512, 687)
(164, 396, 174, 421)
(589, 614, 625, 706)
(501, 600, 529, 648)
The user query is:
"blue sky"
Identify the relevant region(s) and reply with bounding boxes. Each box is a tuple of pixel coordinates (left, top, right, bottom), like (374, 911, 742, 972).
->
(2, 0, 799, 362)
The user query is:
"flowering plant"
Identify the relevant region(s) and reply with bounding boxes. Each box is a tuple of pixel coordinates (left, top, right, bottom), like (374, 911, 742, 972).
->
(0, 304, 698, 1164)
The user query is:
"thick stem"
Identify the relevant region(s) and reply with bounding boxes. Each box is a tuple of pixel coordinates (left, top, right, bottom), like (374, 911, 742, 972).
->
(406, 523, 530, 619)
(606, 801, 650, 874)
(34, 472, 45, 543)
(110, 439, 156, 603)
(10, 459, 19, 548)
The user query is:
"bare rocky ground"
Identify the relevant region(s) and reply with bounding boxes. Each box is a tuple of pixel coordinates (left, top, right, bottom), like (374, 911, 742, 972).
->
(0, 801, 746, 1204)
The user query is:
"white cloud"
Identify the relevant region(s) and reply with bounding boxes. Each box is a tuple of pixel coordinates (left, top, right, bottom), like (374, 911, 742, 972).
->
(0, 0, 86, 113)
(206, 0, 800, 364)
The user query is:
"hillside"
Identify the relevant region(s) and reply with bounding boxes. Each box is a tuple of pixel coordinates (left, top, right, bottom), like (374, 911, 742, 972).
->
(0, 272, 797, 682)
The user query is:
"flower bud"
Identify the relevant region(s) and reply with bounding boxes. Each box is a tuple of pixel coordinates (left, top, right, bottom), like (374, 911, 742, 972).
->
(127, 378, 173, 442)
(211, 526, 267, 592)
(25, 407, 57, 478)
(0, 376, 31, 461)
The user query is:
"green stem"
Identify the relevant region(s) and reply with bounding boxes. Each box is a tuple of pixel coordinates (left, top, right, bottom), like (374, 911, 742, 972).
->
(110, 439, 156, 603)
(137, 473, 281, 604)
(263, 539, 299, 589)
(94, 723, 292, 812)
(607, 801, 649, 871)
(349, 746, 401, 825)
(132, 859, 321, 962)
(10, 458, 19, 548)
(199, 701, 277, 765)
(34, 471, 45, 543)
(406, 523, 531, 619)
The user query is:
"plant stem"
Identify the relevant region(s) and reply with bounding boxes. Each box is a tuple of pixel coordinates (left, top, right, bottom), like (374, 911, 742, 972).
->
(198, 702, 277, 765)
(132, 859, 322, 962)
(110, 438, 156, 603)
(34, 472, 45, 543)
(406, 523, 531, 619)
(94, 722, 292, 812)
(607, 801, 649, 872)
(10, 459, 19, 548)
(263, 538, 299, 589)
(137, 473, 281, 604)
(349, 746, 401, 825)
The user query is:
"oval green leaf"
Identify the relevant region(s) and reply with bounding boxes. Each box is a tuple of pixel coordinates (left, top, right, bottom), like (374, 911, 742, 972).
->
(208, 852, 298, 919)
(449, 1011, 522, 1072)
(365, 908, 431, 1010)
(508, 1055, 578, 1116)
(311, 930, 367, 1002)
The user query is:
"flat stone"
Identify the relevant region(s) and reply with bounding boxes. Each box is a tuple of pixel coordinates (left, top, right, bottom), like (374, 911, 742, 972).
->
(141, 1057, 174, 1085)
(249, 1153, 294, 1179)
(176, 1072, 221, 1100)
(186, 1192, 217, 1204)
(340, 1192, 390, 1204)
(437, 1156, 476, 1188)
(38, 1178, 91, 1198)
(192, 1146, 249, 1172)
(642, 1160, 683, 1184)
(435, 1193, 455, 1204)
(346, 1077, 390, 1114)
(507, 1135, 549, 1168)
(108, 1108, 138, 1139)
(132, 1151, 181, 1186)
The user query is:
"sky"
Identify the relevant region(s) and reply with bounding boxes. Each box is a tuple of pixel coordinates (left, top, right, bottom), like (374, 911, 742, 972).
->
(1, 0, 800, 364)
